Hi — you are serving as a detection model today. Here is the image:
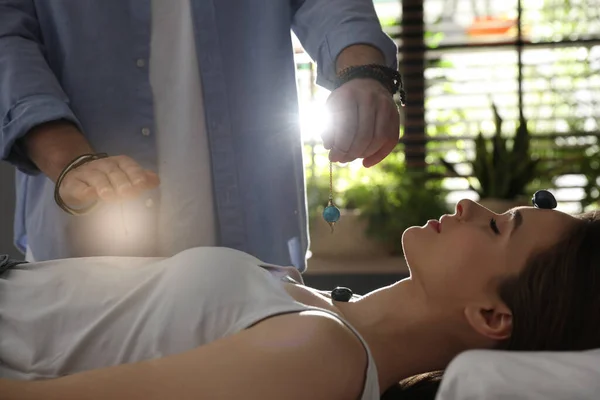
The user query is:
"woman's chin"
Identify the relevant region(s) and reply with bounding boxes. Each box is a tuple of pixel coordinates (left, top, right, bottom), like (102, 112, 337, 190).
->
(401, 226, 427, 273)
(401, 225, 422, 250)
(401, 225, 418, 242)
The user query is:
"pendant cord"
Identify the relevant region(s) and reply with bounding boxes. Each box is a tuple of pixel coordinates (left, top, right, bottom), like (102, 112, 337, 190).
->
(323, 160, 340, 233)
(329, 161, 333, 201)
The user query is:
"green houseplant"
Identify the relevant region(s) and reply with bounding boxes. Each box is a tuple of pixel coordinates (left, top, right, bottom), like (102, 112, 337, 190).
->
(344, 152, 451, 255)
(441, 104, 539, 212)
(306, 148, 451, 257)
(580, 154, 600, 210)
(305, 148, 392, 258)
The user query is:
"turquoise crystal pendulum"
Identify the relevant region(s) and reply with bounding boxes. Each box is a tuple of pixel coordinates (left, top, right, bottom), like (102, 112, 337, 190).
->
(322, 161, 340, 233)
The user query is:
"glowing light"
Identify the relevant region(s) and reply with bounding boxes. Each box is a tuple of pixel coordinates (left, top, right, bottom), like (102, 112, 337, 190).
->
(299, 101, 331, 142)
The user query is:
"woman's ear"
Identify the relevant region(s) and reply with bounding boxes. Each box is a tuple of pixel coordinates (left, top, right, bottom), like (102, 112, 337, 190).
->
(464, 302, 512, 341)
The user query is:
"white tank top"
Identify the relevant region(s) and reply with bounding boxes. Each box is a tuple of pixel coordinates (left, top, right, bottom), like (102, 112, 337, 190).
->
(0, 247, 380, 399)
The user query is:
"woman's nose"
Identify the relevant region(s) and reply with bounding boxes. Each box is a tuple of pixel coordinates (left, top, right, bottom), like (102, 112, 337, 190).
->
(456, 199, 492, 220)
(455, 199, 473, 217)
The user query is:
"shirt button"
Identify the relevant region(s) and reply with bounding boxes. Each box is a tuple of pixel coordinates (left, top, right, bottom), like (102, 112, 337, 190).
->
(141, 127, 151, 136)
(136, 58, 146, 68)
(145, 199, 154, 208)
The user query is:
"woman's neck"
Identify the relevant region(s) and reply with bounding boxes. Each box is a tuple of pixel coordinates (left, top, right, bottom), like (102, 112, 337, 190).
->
(335, 279, 470, 394)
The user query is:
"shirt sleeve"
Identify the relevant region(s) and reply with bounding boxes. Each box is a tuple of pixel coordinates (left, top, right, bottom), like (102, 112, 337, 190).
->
(0, 0, 83, 174)
(291, 0, 398, 90)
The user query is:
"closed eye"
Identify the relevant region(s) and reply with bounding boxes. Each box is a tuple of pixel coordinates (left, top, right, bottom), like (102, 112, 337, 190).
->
(490, 218, 500, 235)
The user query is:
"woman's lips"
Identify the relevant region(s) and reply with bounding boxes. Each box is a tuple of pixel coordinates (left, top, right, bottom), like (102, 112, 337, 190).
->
(427, 220, 441, 233)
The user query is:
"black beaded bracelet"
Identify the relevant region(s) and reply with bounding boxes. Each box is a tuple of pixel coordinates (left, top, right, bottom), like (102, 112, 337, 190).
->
(334, 64, 406, 106)
(54, 153, 109, 216)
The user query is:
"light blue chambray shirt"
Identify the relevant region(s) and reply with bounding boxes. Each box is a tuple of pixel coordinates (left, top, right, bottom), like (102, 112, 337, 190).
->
(0, 0, 397, 271)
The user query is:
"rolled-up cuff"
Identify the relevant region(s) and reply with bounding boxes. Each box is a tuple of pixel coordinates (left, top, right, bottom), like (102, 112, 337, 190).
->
(1, 95, 83, 174)
(316, 22, 398, 90)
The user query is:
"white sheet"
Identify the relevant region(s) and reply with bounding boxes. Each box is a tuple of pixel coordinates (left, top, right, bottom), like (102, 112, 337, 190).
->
(436, 349, 600, 400)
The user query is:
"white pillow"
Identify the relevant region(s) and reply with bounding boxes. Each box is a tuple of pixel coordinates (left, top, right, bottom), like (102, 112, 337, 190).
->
(436, 349, 600, 400)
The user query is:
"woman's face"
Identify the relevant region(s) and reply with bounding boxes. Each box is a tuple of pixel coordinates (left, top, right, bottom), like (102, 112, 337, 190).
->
(402, 199, 578, 305)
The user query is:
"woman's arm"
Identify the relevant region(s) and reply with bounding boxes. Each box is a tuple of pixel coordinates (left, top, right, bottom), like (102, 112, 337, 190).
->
(4, 311, 367, 400)
(0, 378, 31, 400)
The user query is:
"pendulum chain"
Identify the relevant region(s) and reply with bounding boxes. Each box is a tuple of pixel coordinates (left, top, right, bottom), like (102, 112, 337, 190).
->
(322, 161, 341, 233)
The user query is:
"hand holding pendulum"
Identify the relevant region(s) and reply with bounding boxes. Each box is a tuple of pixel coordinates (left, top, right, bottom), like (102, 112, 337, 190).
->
(322, 161, 340, 233)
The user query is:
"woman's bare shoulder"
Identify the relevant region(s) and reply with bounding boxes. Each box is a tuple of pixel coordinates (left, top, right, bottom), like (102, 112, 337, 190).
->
(249, 309, 368, 399)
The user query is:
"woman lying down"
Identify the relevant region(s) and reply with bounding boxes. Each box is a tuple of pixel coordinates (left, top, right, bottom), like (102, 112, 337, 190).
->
(1, 196, 599, 400)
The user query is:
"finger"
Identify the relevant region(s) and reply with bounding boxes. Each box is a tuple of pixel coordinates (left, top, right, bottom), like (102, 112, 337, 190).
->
(327, 93, 358, 162)
(59, 177, 98, 207)
(99, 166, 135, 197)
(128, 170, 160, 192)
(363, 138, 398, 168)
(111, 156, 151, 188)
(341, 95, 376, 163)
(78, 169, 117, 201)
(120, 169, 159, 192)
(363, 108, 400, 168)
(360, 97, 398, 160)
(106, 156, 160, 197)
(321, 126, 334, 151)
(86, 158, 137, 198)
(143, 170, 161, 189)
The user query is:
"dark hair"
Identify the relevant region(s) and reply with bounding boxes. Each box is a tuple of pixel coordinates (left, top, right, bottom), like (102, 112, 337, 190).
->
(497, 210, 600, 351)
(380, 210, 600, 399)
(381, 371, 443, 400)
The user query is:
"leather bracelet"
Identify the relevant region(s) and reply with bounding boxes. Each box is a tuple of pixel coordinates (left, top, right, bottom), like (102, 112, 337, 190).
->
(54, 153, 109, 216)
(334, 64, 406, 106)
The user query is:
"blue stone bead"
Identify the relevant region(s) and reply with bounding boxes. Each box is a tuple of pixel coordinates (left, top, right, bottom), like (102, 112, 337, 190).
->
(323, 205, 341, 223)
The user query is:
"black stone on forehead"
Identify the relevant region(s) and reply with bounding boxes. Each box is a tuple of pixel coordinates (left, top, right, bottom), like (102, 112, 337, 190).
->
(532, 190, 557, 210)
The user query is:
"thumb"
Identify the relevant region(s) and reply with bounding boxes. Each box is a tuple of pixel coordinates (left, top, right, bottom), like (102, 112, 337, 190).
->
(143, 170, 161, 187)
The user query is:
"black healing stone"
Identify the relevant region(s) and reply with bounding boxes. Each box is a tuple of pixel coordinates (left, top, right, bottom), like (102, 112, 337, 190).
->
(532, 190, 557, 210)
(331, 286, 353, 302)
